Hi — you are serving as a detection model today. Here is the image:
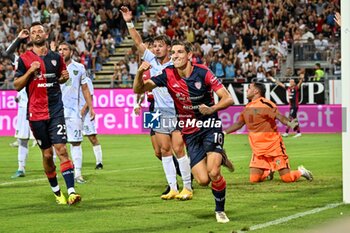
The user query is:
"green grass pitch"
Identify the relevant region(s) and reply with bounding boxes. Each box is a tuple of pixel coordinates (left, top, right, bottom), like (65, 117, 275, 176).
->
(0, 134, 349, 233)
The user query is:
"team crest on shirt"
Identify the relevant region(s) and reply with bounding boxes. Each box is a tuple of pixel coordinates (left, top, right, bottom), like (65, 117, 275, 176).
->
(51, 60, 57, 66)
(73, 70, 79, 75)
(194, 81, 202, 89)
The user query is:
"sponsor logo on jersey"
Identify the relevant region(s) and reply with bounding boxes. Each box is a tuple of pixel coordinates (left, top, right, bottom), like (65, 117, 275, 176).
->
(37, 83, 54, 88)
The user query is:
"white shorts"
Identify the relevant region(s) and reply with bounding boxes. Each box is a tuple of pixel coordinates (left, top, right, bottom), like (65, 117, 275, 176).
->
(65, 117, 83, 142)
(15, 107, 33, 139)
(83, 113, 97, 136)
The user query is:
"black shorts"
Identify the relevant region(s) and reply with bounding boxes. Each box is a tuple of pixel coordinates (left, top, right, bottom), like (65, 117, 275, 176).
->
(183, 127, 225, 168)
(289, 107, 298, 119)
(30, 116, 67, 149)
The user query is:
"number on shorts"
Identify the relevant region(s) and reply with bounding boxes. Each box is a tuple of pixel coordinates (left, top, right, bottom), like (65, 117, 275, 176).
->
(74, 130, 81, 138)
(57, 124, 66, 135)
(214, 132, 223, 145)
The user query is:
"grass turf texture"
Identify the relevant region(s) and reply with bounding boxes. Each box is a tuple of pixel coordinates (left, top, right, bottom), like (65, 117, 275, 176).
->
(0, 134, 348, 233)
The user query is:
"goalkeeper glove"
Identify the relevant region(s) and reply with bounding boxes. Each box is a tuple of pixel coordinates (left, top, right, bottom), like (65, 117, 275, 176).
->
(287, 118, 298, 130)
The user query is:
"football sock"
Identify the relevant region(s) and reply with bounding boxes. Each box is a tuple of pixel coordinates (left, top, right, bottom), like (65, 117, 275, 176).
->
(60, 160, 75, 194)
(177, 155, 192, 191)
(18, 139, 29, 172)
(162, 156, 178, 191)
(172, 155, 181, 177)
(46, 170, 60, 196)
(281, 170, 302, 183)
(93, 145, 103, 164)
(211, 176, 226, 212)
(71, 145, 83, 178)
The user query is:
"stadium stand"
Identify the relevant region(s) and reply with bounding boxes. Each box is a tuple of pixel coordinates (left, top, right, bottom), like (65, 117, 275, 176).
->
(0, 0, 341, 96)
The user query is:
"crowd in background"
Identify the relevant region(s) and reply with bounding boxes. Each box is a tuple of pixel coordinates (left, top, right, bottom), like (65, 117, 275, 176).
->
(0, 0, 341, 89)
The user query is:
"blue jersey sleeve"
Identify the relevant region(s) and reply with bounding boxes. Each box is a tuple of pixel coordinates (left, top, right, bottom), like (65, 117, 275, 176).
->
(15, 57, 26, 78)
(150, 70, 167, 87)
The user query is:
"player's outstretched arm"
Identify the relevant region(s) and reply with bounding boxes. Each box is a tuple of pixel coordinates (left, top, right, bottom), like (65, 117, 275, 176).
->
(133, 61, 156, 94)
(120, 6, 147, 55)
(223, 120, 245, 134)
(276, 110, 298, 129)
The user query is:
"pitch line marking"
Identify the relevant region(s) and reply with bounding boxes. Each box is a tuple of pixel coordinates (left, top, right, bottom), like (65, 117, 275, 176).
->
(0, 165, 158, 186)
(237, 202, 344, 233)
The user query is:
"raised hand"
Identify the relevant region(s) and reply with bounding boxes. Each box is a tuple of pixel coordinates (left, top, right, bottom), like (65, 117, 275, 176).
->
(120, 6, 133, 22)
(335, 12, 341, 27)
(138, 61, 151, 72)
(18, 29, 29, 40)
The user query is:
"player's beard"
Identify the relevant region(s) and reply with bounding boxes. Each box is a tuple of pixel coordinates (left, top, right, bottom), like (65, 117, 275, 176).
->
(64, 56, 71, 63)
(32, 37, 46, 47)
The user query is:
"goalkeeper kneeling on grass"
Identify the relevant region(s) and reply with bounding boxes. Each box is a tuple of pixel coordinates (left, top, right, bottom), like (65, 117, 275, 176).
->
(224, 82, 313, 183)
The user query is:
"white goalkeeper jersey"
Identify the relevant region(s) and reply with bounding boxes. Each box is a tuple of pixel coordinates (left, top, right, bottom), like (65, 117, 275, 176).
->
(142, 49, 175, 116)
(60, 60, 88, 118)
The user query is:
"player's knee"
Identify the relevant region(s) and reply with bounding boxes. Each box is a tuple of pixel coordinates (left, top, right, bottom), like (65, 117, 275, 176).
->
(250, 173, 263, 183)
(196, 177, 210, 186)
(55, 145, 68, 157)
(160, 147, 172, 155)
(172, 145, 185, 156)
(208, 168, 220, 180)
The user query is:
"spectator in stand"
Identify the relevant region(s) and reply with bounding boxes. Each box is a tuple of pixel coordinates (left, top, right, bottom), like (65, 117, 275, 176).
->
(225, 60, 235, 79)
(128, 55, 138, 80)
(332, 51, 341, 80)
(222, 37, 232, 54)
(256, 66, 267, 83)
(200, 38, 212, 56)
(313, 33, 329, 60)
(212, 38, 222, 53)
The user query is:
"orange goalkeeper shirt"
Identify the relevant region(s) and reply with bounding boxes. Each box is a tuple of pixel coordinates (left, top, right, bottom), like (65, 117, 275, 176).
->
(239, 97, 285, 157)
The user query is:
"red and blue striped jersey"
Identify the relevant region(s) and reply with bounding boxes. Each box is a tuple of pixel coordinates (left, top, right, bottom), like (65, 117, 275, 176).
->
(15, 50, 66, 121)
(151, 64, 223, 134)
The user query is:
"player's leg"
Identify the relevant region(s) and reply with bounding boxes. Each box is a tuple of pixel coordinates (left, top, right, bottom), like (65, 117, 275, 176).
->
(66, 118, 85, 183)
(84, 116, 103, 169)
(171, 130, 192, 200)
(12, 107, 30, 178)
(282, 109, 293, 137)
(171, 131, 192, 199)
(150, 130, 161, 160)
(156, 132, 179, 200)
(206, 152, 230, 223)
(86, 134, 103, 169)
(291, 107, 301, 137)
(30, 120, 67, 204)
(50, 117, 81, 205)
(276, 155, 313, 182)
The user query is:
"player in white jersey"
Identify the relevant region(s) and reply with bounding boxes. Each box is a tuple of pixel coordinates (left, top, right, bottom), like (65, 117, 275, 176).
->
(58, 42, 95, 184)
(11, 89, 36, 178)
(122, 7, 193, 200)
(79, 76, 104, 169)
(6, 32, 37, 178)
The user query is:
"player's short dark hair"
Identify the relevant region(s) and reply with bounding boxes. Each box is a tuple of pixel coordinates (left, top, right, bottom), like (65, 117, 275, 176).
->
(253, 82, 266, 97)
(143, 37, 154, 45)
(30, 22, 44, 29)
(153, 35, 171, 46)
(171, 40, 193, 53)
(58, 41, 73, 51)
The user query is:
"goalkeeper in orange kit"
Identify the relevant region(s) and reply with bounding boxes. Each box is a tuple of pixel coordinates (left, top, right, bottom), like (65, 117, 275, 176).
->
(224, 82, 313, 183)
